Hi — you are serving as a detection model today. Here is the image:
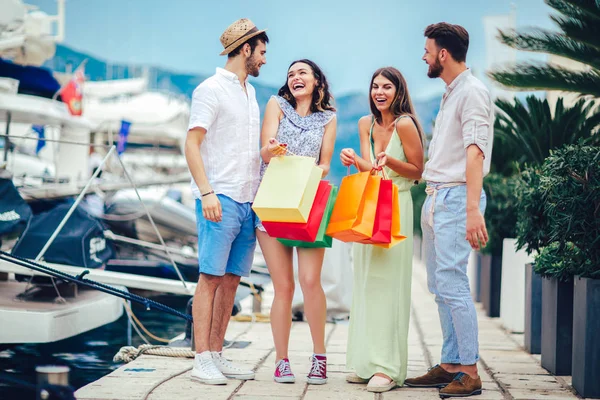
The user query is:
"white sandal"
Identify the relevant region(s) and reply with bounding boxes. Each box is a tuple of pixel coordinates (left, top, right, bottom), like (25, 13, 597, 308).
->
(367, 375, 397, 392)
(346, 372, 369, 384)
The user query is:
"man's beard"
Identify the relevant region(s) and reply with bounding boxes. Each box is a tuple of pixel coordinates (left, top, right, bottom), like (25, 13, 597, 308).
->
(246, 56, 261, 77)
(427, 58, 443, 78)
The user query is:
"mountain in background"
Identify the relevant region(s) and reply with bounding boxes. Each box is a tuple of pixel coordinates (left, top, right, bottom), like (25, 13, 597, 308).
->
(47, 44, 441, 184)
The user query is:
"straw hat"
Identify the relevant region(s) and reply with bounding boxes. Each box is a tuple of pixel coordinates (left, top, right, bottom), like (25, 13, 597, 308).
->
(219, 18, 267, 56)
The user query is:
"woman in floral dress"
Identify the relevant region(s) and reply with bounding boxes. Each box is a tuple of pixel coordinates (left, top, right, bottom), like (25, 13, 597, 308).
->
(258, 59, 337, 385)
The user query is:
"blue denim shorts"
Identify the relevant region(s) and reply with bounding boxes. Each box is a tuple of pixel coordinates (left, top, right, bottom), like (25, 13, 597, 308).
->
(195, 194, 257, 277)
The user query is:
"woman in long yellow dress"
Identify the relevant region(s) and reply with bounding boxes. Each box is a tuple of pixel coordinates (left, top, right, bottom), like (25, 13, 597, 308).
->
(340, 67, 424, 393)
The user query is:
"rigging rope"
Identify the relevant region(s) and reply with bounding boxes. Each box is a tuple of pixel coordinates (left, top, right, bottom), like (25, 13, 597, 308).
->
(0, 250, 193, 322)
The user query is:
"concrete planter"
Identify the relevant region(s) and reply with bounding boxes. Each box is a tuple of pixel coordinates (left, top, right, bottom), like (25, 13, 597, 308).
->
(480, 254, 502, 317)
(572, 276, 600, 398)
(499, 238, 535, 333)
(541, 277, 574, 375)
(524, 263, 542, 354)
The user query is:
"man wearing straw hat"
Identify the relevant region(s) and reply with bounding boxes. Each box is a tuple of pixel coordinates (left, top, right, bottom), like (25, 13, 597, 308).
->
(184, 18, 268, 385)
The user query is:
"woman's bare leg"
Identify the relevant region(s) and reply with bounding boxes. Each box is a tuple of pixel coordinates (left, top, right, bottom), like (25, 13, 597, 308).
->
(257, 230, 294, 361)
(297, 247, 327, 354)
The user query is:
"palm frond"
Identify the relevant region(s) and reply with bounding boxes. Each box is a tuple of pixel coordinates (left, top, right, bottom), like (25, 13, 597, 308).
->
(489, 0, 600, 97)
(551, 98, 588, 148)
(578, 106, 600, 144)
(490, 131, 520, 176)
(492, 95, 600, 167)
(547, 0, 600, 21)
(498, 29, 600, 70)
(551, 15, 600, 50)
(488, 63, 600, 97)
(495, 97, 546, 164)
(526, 96, 555, 162)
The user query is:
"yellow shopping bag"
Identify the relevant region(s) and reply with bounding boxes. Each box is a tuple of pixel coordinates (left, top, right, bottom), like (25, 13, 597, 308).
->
(252, 156, 322, 223)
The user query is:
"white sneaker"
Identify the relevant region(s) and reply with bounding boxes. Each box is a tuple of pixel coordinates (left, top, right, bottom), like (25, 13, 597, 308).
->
(212, 351, 255, 380)
(191, 351, 228, 385)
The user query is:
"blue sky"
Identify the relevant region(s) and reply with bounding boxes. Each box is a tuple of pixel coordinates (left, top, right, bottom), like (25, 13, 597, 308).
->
(29, 0, 554, 98)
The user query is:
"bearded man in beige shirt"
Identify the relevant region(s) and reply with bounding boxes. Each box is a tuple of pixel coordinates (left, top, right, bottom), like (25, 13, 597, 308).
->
(404, 22, 494, 399)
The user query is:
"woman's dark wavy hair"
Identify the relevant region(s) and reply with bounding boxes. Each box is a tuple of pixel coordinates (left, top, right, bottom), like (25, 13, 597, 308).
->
(369, 66, 425, 144)
(278, 59, 336, 113)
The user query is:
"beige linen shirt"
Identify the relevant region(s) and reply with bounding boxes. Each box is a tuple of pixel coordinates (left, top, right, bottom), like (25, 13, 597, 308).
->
(423, 69, 494, 183)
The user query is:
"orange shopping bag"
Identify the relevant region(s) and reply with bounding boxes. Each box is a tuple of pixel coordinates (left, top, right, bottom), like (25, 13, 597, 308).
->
(372, 182, 406, 248)
(359, 169, 406, 248)
(325, 164, 381, 242)
(359, 175, 393, 245)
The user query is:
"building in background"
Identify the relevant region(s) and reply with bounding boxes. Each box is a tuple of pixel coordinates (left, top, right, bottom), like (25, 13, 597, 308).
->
(483, 5, 517, 101)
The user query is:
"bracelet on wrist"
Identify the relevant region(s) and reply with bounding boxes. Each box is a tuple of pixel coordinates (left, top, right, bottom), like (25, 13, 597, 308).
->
(201, 190, 215, 197)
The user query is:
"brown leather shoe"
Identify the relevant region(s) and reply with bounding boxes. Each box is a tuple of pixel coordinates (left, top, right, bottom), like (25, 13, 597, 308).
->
(404, 365, 459, 388)
(439, 372, 482, 398)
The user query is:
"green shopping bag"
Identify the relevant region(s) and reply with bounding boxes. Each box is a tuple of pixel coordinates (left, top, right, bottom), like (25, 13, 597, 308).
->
(278, 185, 338, 248)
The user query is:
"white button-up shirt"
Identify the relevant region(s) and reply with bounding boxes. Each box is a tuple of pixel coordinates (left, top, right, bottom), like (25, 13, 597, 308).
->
(187, 67, 261, 203)
(423, 69, 494, 183)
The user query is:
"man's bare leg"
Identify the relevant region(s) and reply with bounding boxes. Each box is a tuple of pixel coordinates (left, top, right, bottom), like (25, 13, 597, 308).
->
(207, 273, 255, 380)
(193, 273, 223, 353)
(209, 273, 241, 351)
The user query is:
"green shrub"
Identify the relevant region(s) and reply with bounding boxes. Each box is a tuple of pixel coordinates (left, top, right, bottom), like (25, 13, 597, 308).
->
(490, 132, 519, 177)
(516, 144, 600, 280)
(481, 173, 520, 256)
(515, 167, 550, 254)
(411, 181, 427, 237)
(533, 242, 592, 281)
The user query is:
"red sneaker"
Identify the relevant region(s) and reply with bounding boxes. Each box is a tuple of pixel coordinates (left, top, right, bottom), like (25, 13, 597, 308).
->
(307, 354, 327, 385)
(274, 358, 295, 383)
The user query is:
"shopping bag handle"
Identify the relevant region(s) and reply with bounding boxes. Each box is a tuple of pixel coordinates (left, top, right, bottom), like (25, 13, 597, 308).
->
(370, 153, 390, 179)
(345, 160, 389, 180)
(370, 165, 389, 180)
(276, 143, 297, 157)
(346, 159, 361, 176)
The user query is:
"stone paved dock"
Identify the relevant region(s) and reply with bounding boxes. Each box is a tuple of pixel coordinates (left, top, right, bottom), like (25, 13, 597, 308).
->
(76, 259, 580, 399)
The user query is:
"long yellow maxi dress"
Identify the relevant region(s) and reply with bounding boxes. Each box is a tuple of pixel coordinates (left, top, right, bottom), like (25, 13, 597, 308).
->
(346, 116, 414, 385)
